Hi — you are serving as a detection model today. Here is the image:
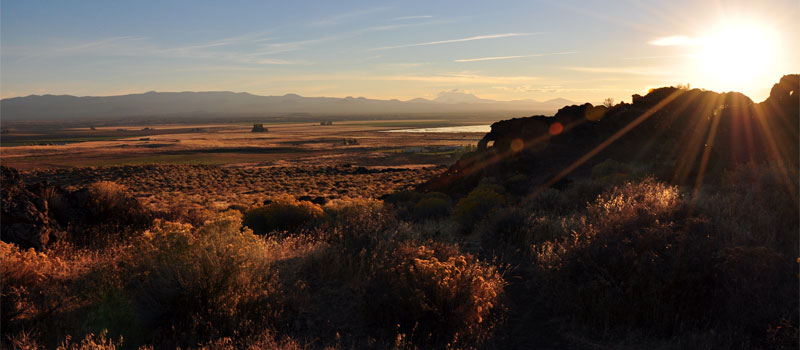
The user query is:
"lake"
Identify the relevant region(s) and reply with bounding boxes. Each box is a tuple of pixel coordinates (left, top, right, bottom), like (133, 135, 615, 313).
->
(384, 125, 491, 133)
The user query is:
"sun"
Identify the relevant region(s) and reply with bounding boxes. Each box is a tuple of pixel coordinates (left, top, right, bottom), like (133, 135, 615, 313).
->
(696, 19, 778, 94)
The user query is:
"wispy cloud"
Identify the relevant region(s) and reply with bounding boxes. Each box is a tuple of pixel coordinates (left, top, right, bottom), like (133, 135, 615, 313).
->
(648, 35, 702, 46)
(391, 15, 433, 21)
(623, 54, 693, 60)
(455, 51, 577, 62)
(371, 73, 540, 84)
(564, 66, 672, 76)
(4, 32, 316, 66)
(310, 6, 392, 27)
(252, 72, 540, 85)
(371, 32, 539, 51)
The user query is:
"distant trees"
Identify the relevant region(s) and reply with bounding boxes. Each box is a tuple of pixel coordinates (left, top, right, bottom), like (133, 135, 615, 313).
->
(251, 124, 268, 132)
(342, 138, 359, 145)
(603, 97, 615, 108)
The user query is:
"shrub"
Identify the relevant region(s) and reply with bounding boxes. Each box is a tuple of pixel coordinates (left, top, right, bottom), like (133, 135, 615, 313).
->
(696, 163, 799, 256)
(412, 193, 452, 220)
(0, 242, 89, 336)
(243, 195, 324, 235)
(56, 331, 123, 350)
(364, 242, 504, 345)
(535, 179, 717, 332)
(85, 182, 152, 227)
(713, 246, 794, 333)
(535, 176, 799, 345)
(452, 184, 507, 233)
(123, 214, 284, 347)
(191, 331, 303, 350)
(160, 203, 215, 227)
(62, 181, 152, 246)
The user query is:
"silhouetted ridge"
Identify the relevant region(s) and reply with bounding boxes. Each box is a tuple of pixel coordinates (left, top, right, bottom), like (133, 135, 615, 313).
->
(425, 75, 799, 194)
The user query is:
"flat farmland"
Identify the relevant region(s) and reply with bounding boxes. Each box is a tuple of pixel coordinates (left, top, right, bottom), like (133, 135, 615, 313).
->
(1, 120, 486, 169)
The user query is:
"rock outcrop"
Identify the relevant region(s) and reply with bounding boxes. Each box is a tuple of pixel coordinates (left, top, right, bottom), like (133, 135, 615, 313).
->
(1, 167, 63, 250)
(2, 166, 153, 250)
(425, 75, 799, 195)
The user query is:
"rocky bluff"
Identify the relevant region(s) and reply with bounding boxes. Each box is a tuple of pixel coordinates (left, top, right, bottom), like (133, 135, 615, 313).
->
(426, 75, 799, 195)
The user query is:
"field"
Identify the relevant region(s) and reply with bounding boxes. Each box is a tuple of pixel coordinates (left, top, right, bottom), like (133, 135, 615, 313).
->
(1, 119, 486, 169)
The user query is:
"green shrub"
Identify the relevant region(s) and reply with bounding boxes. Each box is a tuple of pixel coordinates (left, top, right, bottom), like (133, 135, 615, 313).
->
(590, 158, 630, 181)
(452, 184, 507, 232)
(243, 195, 323, 235)
(412, 193, 452, 220)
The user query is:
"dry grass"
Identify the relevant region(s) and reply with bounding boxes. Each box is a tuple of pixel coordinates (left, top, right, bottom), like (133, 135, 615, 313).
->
(22, 165, 441, 211)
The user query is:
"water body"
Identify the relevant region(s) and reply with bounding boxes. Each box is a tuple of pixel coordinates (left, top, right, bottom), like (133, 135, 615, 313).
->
(384, 125, 491, 133)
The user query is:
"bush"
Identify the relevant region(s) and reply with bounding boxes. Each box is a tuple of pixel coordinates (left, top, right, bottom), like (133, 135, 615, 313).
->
(123, 214, 284, 347)
(696, 163, 799, 256)
(56, 331, 123, 350)
(452, 184, 507, 233)
(534, 177, 799, 345)
(1, 242, 69, 331)
(535, 179, 716, 332)
(0, 241, 99, 339)
(412, 193, 452, 220)
(85, 182, 152, 228)
(243, 195, 323, 235)
(40, 181, 153, 246)
(364, 242, 504, 345)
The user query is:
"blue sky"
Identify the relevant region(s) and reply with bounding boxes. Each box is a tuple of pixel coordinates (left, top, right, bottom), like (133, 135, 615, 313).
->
(1, 0, 798, 103)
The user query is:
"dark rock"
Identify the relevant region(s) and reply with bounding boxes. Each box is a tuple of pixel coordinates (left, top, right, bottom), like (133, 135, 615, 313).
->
(424, 75, 800, 196)
(1, 166, 63, 250)
(311, 196, 329, 205)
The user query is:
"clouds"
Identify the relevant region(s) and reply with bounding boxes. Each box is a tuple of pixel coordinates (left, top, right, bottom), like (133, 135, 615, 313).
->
(371, 33, 538, 51)
(310, 6, 392, 27)
(391, 15, 434, 21)
(455, 51, 577, 62)
(648, 35, 702, 46)
(563, 66, 673, 76)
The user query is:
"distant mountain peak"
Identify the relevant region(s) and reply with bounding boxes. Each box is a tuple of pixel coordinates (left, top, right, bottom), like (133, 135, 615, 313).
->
(433, 89, 492, 104)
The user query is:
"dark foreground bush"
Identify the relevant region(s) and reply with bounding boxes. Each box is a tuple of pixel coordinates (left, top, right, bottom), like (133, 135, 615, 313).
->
(364, 241, 504, 345)
(123, 213, 284, 347)
(243, 195, 324, 235)
(412, 192, 452, 220)
(534, 177, 798, 346)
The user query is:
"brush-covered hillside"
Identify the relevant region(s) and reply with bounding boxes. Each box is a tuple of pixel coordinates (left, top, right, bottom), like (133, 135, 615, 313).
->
(425, 74, 799, 195)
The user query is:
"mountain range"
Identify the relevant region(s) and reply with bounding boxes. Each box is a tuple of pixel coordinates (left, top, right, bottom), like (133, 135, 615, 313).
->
(0, 90, 574, 120)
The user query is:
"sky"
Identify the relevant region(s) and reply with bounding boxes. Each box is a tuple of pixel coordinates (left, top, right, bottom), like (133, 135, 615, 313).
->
(1, 0, 798, 103)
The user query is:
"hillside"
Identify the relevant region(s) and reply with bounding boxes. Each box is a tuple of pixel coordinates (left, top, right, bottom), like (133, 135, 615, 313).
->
(425, 74, 800, 194)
